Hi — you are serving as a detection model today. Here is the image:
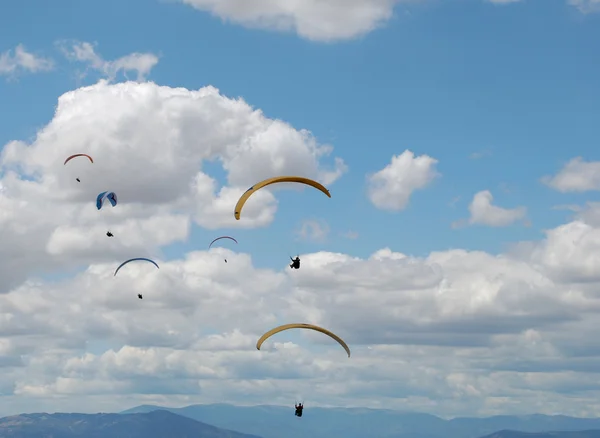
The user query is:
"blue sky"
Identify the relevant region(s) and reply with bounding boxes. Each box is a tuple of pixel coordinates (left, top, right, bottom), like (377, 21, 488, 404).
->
(2, 0, 600, 417)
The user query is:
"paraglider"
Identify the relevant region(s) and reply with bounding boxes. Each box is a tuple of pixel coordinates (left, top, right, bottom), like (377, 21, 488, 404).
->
(295, 403, 304, 417)
(290, 256, 300, 269)
(208, 236, 238, 248)
(209, 236, 237, 263)
(234, 176, 331, 220)
(64, 154, 94, 165)
(96, 191, 117, 210)
(256, 323, 351, 357)
(64, 154, 93, 183)
(97, 192, 117, 236)
(114, 258, 160, 276)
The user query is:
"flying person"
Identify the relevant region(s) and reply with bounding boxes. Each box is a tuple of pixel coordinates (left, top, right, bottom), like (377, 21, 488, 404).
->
(295, 403, 303, 417)
(64, 154, 93, 184)
(138, 294, 143, 299)
(289, 256, 300, 269)
(106, 231, 113, 237)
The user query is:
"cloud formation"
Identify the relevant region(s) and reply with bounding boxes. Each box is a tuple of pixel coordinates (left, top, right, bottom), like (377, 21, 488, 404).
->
(453, 190, 527, 228)
(0, 80, 344, 292)
(3, 80, 600, 420)
(0, 44, 54, 78)
(542, 157, 600, 193)
(178, 0, 600, 42)
(367, 150, 439, 211)
(57, 41, 159, 82)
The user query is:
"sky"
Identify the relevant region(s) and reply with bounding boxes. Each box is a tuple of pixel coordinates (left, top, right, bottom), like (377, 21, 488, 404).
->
(0, 0, 600, 420)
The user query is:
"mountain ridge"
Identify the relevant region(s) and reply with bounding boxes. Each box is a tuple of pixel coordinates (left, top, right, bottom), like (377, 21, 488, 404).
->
(0, 409, 263, 438)
(120, 403, 600, 438)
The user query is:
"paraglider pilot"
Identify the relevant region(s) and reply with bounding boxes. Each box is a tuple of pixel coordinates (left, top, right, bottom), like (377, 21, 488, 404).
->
(290, 256, 300, 269)
(138, 294, 143, 299)
(295, 403, 303, 417)
(106, 231, 113, 237)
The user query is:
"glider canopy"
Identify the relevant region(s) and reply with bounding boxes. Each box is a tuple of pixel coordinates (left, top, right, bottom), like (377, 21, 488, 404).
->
(96, 191, 117, 210)
(114, 258, 160, 277)
(209, 236, 238, 249)
(256, 323, 350, 358)
(64, 154, 93, 165)
(234, 176, 331, 220)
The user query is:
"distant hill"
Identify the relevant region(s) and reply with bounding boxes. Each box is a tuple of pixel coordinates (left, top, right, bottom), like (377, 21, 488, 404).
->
(120, 404, 600, 438)
(480, 430, 600, 438)
(0, 409, 263, 438)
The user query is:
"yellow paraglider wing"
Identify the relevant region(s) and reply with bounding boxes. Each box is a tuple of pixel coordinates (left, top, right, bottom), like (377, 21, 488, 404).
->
(234, 176, 331, 220)
(256, 323, 350, 357)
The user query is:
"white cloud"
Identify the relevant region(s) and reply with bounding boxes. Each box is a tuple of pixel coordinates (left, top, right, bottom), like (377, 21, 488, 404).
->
(542, 157, 600, 193)
(5, 81, 600, 419)
(57, 41, 159, 82)
(179, 0, 409, 42)
(453, 190, 527, 228)
(5, 210, 600, 417)
(366, 150, 439, 211)
(296, 219, 330, 243)
(0, 44, 54, 77)
(0, 80, 345, 292)
(177, 0, 600, 43)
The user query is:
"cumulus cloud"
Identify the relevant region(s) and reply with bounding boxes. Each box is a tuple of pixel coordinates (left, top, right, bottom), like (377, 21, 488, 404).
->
(0, 44, 54, 77)
(517, 202, 600, 284)
(177, 0, 600, 42)
(453, 190, 527, 228)
(57, 41, 159, 82)
(5, 81, 600, 419)
(0, 80, 344, 292)
(542, 157, 600, 193)
(367, 150, 439, 211)
(5, 212, 600, 417)
(179, 0, 410, 42)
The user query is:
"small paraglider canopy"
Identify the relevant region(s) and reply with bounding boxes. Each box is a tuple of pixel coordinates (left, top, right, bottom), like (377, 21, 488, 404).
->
(96, 191, 117, 210)
(114, 258, 160, 276)
(256, 323, 350, 357)
(209, 236, 237, 263)
(234, 176, 331, 220)
(64, 154, 93, 165)
(64, 154, 93, 182)
(208, 236, 238, 249)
